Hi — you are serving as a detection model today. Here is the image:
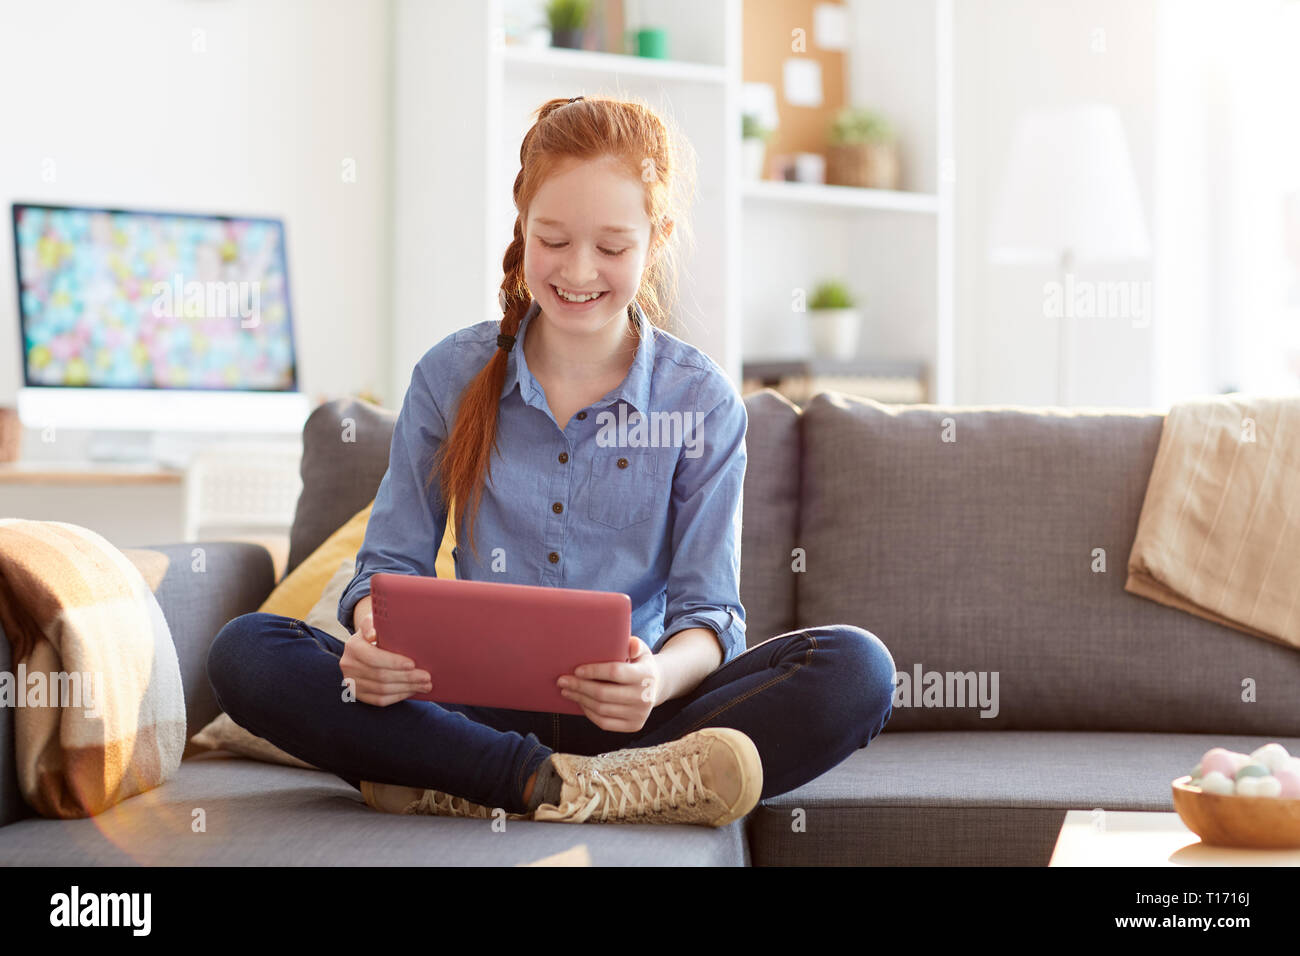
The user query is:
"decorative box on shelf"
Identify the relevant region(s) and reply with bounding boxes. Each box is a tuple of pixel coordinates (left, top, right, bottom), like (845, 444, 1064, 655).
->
(741, 357, 929, 406)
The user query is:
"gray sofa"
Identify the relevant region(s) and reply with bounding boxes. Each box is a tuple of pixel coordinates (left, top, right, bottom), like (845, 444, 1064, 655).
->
(3, 388, 1299, 866)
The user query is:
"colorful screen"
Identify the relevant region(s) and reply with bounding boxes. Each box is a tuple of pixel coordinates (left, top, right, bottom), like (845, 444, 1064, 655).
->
(12, 204, 297, 391)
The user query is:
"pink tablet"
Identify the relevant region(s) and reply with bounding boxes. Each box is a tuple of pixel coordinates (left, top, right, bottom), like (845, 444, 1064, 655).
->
(368, 573, 632, 715)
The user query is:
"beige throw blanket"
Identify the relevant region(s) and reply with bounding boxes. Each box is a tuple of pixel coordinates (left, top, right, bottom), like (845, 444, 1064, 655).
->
(0, 520, 185, 817)
(1125, 395, 1300, 650)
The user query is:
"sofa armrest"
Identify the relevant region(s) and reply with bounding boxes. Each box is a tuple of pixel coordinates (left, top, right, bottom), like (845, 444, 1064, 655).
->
(0, 539, 275, 828)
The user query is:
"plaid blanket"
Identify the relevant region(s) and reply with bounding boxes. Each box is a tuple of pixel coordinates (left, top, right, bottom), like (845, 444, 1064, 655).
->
(0, 519, 185, 817)
(1126, 395, 1300, 651)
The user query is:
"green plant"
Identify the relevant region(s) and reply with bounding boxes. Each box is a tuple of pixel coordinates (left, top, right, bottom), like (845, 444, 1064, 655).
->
(809, 280, 856, 310)
(829, 107, 894, 146)
(742, 113, 773, 142)
(546, 0, 592, 30)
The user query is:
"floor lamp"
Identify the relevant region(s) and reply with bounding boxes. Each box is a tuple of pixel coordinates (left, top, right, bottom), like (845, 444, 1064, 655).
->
(987, 104, 1152, 406)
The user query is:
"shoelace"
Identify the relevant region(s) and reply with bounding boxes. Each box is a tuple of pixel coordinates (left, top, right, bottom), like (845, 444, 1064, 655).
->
(405, 790, 489, 818)
(404, 790, 532, 820)
(571, 753, 705, 823)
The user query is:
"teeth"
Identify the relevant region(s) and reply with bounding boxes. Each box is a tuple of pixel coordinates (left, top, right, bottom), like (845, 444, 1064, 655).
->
(555, 286, 604, 303)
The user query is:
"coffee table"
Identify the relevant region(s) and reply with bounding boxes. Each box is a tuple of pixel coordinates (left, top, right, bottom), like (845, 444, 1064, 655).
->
(1050, 810, 1300, 866)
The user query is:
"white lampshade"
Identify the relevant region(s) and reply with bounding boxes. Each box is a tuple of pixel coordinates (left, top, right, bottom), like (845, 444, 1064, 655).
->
(988, 104, 1151, 264)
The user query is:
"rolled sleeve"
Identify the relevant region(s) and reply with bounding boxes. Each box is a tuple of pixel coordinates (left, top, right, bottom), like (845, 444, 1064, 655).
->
(337, 348, 451, 634)
(660, 374, 748, 665)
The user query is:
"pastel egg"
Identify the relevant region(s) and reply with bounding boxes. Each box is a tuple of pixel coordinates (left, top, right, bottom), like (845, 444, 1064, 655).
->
(1200, 771, 1235, 795)
(1235, 776, 1264, 796)
(1253, 776, 1283, 798)
(1198, 749, 1241, 778)
(1272, 768, 1300, 798)
(1250, 743, 1292, 772)
(1235, 762, 1271, 779)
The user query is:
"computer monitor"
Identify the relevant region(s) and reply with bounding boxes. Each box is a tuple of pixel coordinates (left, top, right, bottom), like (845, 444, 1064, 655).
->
(11, 202, 310, 460)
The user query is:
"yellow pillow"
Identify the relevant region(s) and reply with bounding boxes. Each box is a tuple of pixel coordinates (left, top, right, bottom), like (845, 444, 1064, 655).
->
(258, 500, 458, 620)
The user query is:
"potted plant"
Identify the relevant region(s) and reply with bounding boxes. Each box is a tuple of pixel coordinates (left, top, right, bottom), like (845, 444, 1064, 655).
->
(827, 107, 900, 190)
(741, 113, 773, 181)
(546, 0, 591, 50)
(806, 280, 863, 360)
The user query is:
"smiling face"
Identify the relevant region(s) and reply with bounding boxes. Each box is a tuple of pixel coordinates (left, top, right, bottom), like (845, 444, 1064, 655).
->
(523, 155, 657, 335)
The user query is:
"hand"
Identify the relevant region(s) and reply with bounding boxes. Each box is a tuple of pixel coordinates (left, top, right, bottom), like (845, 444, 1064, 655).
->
(557, 635, 662, 733)
(339, 594, 433, 706)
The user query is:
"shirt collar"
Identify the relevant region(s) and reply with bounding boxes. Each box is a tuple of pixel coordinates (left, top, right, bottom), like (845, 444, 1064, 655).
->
(500, 297, 655, 418)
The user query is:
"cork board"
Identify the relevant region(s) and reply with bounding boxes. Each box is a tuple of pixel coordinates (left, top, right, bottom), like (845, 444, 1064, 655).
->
(743, 0, 848, 174)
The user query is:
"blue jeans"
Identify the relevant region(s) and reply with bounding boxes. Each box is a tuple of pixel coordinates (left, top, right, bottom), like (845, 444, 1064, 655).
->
(206, 613, 895, 816)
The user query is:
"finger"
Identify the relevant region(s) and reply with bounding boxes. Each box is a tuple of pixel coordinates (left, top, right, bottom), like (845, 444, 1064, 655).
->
(351, 681, 431, 702)
(352, 637, 419, 672)
(574, 661, 632, 684)
(351, 665, 431, 686)
(562, 676, 643, 704)
(351, 676, 431, 699)
(360, 690, 419, 707)
(345, 658, 431, 683)
(562, 686, 641, 719)
(579, 704, 639, 733)
(348, 681, 434, 702)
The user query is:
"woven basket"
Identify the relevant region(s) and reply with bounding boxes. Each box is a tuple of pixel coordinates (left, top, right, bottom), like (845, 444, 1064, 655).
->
(826, 142, 900, 190)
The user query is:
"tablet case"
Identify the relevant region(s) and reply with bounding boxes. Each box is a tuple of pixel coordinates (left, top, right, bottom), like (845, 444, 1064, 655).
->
(369, 573, 632, 715)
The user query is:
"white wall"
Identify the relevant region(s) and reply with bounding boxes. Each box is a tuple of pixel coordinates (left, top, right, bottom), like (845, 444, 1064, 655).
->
(953, 0, 1158, 407)
(0, 0, 395, 419)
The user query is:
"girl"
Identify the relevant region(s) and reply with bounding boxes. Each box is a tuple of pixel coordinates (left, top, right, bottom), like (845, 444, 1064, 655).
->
(207, 96, 896, 828)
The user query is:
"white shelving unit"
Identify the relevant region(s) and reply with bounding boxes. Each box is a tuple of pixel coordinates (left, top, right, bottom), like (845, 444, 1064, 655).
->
(740, 0, 953, 403)
(391, 0, 953, 404)
(743, 179, 940, 215)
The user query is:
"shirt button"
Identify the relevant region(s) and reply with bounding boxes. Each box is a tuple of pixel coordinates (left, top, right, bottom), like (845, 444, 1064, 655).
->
(576, 411, 587, 420)
(558, 452, 568, 463)
(617, 457, 628, 469)
(552, 502, 563, 514)
(547, 551, 560, 564)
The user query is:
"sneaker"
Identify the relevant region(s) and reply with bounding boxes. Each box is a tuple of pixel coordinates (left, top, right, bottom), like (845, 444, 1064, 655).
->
(360, 780, 531, 820)
(533, 727, 762, 827)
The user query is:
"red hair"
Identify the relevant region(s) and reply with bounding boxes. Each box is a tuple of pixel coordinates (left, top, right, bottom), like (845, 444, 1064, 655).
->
(425, 95, 696, 565)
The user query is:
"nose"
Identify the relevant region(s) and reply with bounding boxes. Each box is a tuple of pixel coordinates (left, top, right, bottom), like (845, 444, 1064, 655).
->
(560, 247, 599, 287)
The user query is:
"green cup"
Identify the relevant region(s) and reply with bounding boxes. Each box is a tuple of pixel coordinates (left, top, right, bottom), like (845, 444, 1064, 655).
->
(636, 27, 668, 59)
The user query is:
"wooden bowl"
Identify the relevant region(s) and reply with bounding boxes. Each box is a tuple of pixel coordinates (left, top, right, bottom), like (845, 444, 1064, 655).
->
(1171, 775, 1300, 848)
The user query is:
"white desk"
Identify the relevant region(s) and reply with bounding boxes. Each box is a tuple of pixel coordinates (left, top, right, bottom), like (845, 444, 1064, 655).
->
(0, 461, 187, 548)
(1050, 810, 1300, 866)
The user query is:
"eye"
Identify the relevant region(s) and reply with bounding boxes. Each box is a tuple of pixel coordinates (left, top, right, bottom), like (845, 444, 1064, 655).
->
(539, 239, 628, 257)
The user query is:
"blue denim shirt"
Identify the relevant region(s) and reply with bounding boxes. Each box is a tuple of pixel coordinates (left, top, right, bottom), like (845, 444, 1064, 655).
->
(337, 298, 749, 665)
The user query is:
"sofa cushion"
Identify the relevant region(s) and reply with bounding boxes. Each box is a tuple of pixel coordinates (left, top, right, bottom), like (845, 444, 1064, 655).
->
(0, 540, 274, 829)
(139, 541, 277, 738)
(0, 752, 748, 866)
(285, 398, 397, 581)
(747, 730, 1300, 866)
(739, 389, 802, 645)
(262, 502, 373, 622)
(797, 395, 1300, 734)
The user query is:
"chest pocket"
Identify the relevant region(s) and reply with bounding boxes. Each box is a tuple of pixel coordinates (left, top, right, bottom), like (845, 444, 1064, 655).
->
(588, 451, 659, 530)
